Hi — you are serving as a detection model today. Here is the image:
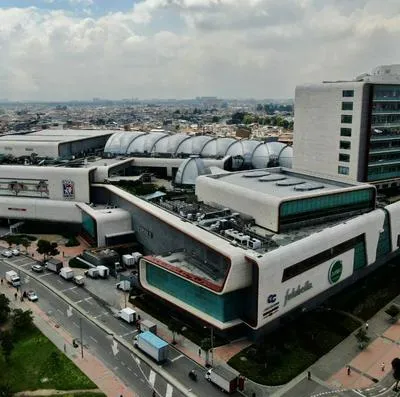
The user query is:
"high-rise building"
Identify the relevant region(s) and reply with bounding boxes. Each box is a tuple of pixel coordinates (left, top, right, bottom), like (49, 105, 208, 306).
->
(294, 65, 400, 188)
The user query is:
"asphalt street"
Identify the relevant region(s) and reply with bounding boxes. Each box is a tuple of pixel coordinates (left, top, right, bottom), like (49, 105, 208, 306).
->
(0, 255, 239, 397)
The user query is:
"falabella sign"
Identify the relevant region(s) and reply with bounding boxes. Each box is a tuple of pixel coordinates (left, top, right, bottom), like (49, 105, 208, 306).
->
(328, 259, 343, 284)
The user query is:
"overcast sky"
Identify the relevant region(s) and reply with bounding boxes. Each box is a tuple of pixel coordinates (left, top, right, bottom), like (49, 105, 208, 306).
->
(1, 0, 400, 101)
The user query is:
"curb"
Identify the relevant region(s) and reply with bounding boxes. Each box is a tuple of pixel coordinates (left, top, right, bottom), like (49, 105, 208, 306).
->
(3, 258, 198, 397)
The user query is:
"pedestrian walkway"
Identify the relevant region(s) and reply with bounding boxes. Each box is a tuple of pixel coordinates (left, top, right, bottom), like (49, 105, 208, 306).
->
(0, 282, 136, 397)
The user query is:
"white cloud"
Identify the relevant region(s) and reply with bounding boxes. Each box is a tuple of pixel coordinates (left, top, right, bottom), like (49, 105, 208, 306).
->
(68, 0, 94, 6)
(2, 1, 400, 100)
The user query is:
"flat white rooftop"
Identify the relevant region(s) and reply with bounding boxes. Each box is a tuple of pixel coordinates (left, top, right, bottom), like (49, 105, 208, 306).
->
(0, 129, 117, 143)
(204, 168, 364, 199)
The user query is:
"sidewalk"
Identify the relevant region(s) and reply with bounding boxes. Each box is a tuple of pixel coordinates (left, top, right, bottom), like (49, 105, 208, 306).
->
(16, 236, 400, 396)
(0, 282, 136, 397)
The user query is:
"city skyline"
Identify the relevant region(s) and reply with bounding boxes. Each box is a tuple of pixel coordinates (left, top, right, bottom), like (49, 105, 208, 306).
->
(1, 0, 400, 100)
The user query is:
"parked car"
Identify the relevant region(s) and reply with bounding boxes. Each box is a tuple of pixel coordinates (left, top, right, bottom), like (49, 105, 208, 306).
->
(31, 264, 44, 273)
(11, 248, 19, 256)
(27, 290, 38, 302)
(1, 250, 12, 258)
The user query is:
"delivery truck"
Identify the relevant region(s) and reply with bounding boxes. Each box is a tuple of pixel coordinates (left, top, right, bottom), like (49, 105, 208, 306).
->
(122, 254, 135, 267)
(139, 319, 157, 334)
(60, 267, 74, 280)
(45, 258, 63, 273)
(134, 331, 168, 363)
(5, 270, 21, 287)
(205, 366, 239, 394)
(118, 307, 136, 324)
(85, 267, 99, 278)
(116, 280, 131, 291)
(96, 265, 109, 278)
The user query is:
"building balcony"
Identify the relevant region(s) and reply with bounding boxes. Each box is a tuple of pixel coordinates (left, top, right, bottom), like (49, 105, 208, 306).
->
(368, 159, 400, 167)
(369, 147, 400, 154)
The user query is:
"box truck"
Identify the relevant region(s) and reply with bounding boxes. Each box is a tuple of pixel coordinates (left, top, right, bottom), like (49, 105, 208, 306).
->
(205, 366, 239, 394)
(45, 258, 63, 273)
(116, 280, 131, 291)
(118, 307, 136, 324)
(96, 265, 109, 278)
(85, 267, 99, 278)
(122, 254, 135, 267)
(5, 270, 21, 287)
(60, 267, 74, 280)
(134, 331, 168, 363)
(139, 319, 157, 334)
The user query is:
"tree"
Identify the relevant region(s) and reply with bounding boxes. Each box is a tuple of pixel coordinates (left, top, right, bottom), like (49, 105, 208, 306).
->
(0, 382, 12, 397)
(36, 239, 59, 260)
(12, 309, 34, 334)
(392, 358, 400, 391)
(385, 305, 400, 323)
(1, 331, 14, 363)
(0, 294, 11, 325)
(200, 337, 212, 367)
(168, 319, 181, 345)
(21, 238, 31, 253)
(355, 328, 370, 349)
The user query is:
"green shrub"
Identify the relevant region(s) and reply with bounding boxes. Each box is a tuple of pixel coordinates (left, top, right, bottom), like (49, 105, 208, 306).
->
(65, 236, 79, 247)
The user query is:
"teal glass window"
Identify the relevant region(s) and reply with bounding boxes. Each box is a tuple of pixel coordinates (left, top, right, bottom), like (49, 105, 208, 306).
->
(341, 115, 353, 124)
(338, 166, 349, 175)
(340, 141, 351, 150)
(343, 90, 354, 97)
(339, 153, 350, 162)
(340, 128, 352, 137)
(342, 102, 353, 111)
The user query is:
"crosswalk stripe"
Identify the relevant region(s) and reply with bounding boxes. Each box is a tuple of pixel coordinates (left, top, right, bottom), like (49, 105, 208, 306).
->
(165, 384, 173, 397)
(149, 369, 156, 387)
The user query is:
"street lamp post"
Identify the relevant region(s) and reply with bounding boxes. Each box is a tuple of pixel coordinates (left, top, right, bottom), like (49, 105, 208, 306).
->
(79, 317, 84, 359)
(204, 324, 214, 367)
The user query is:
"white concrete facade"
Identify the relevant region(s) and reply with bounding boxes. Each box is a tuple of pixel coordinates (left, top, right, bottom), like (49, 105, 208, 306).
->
(293, 82, 367, 182)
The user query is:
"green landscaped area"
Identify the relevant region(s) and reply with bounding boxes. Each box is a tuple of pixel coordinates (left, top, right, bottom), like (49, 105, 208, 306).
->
(36, 394, 105, 397)
(229, 260, 400, 385)
(0, 326, 97, 394)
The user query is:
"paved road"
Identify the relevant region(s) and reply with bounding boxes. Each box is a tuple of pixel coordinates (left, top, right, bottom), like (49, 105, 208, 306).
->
(0, 255, 237, 397)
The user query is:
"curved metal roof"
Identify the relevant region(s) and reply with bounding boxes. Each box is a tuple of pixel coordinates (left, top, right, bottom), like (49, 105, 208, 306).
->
(278, 145, 293, 168)
(103, 132, 293, 169)
(174, 157, 209, 185)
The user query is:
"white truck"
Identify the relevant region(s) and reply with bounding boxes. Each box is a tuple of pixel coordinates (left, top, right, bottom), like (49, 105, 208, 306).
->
(96, 265, 109, 278)
(85, 267, 99, 278)
(73, 275, 85, 286)
(45, 258, 63, 273)
(134, 331, 168, 363)
(205, 366, 239, 394)
(5, 270, 21, 287)
(117, 307, 136, 324)
(60, 267, 74, 280)
(122, 254, 135, 267)
(116, 280, 131, 291)
(139, 319, 157, 334)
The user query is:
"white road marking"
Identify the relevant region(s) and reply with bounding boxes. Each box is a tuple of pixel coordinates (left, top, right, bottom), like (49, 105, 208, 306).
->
(171, 354, 184, 362)
(140, 379, 145, 383)
(56, 279, 63, 284)
(38, 273, 53, 278)
(133, 372, 138, 377)
(166, 384, 173, 397)
(352, 390, 365, 396)
(73, 321, 79, 328)
(61, 286, 78, 292)
(127, 367, 132, 372)
(149, 370, 156, 387)
(89, 336, 98, 343)
(121, 361, 126, 366)
(121, 330, 137, 337)
(56, 309, 64, 316)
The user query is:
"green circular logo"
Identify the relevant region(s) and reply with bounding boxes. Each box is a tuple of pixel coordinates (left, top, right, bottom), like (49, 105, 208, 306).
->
(329, 260, 343, 284)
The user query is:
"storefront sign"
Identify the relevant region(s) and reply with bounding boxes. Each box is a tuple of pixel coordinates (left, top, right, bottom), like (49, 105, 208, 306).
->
(284, 280, 313, 307)
(328, 259, 343, 284)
